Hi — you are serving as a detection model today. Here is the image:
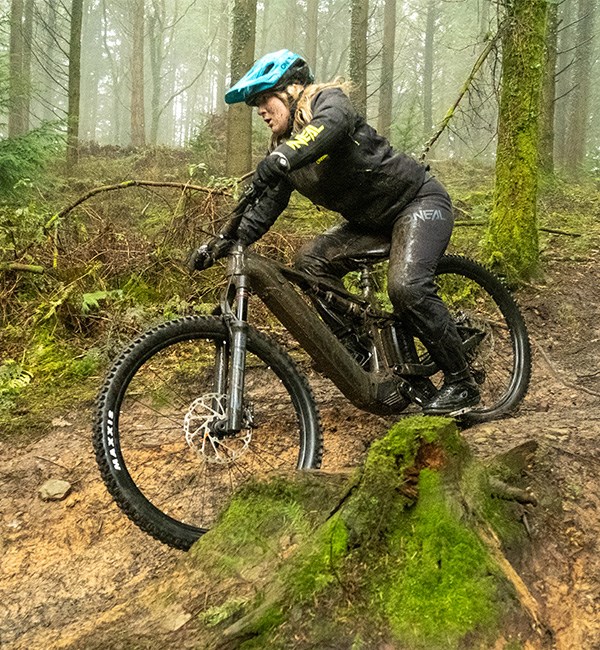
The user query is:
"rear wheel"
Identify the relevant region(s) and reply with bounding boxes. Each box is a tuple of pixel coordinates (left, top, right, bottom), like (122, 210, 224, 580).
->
(435, 255, 531, 423)
(93, 316, 323, 550)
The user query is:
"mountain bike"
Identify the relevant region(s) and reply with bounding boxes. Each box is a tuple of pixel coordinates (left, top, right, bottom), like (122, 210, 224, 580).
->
(93, 189, 531, 550)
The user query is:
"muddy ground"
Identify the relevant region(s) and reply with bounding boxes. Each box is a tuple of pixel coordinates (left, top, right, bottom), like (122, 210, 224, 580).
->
(1, 256, 599, 650)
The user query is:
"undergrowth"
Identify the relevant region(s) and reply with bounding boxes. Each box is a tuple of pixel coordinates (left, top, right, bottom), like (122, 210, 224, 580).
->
(1, 149, 599, 442)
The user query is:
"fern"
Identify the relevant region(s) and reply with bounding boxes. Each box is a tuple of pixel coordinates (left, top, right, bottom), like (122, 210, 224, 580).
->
(81, 289, 124, 314)
(0, 360, 33, 394)
(0, 122, 64, 195)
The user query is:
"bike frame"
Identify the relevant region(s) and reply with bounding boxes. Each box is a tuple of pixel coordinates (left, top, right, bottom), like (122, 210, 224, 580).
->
(218, 243, 426, 433)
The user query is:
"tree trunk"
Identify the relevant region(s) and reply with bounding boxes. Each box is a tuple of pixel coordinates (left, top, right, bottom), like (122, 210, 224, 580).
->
(226, 0, 257, 177)
(305, 0, 319, 74)
(553, 0, 574, 168)
(130, 0, 146, 148)
(539, 2, 558, 174)
(9, 0, 25, 137)
(479, 0, 491, 37)
(485, 0, 548, 283)
(422, 0, 436, 139)
(21, 0, 33, 133)
(563, 0, 594, 173)
(41, 1, 59, 123)
(349, 0, 368, 117)
(66, 0, 84, 168)
(377, 0, 395, 139)
(216, 0, 229, 115)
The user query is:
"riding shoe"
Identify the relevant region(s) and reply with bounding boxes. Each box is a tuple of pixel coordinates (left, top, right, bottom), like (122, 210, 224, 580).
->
(422, 378, 480, 416)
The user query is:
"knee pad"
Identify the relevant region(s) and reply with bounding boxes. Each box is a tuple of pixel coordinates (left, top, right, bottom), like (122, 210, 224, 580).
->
(388, 278, 426, 313)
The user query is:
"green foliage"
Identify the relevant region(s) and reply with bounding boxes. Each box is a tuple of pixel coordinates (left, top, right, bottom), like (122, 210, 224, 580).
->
(0, 329, 101, 441)
(81, 289, 124, 314)
(0, 123, 64, 196)
(0, 360, 32, 412)
(0, 202, 49, 259)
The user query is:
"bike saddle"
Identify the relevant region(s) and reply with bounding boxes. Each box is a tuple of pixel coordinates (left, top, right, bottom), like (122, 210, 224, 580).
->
(333, 242, 391, 265)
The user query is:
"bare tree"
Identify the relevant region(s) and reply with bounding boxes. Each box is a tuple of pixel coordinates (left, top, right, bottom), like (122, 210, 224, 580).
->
(377, 0, 395, 138)
(9, 0, 26, 137)
(422, 0, 436, 139)
(540, 1, 558, 174)
(66, 0, 84, 167)
(349, 0, 368, 117)
(563, 0, 595, 172)
(130, 0, 146, 147)
(226, 0, 257, 177)
(306, 0, 319, 74)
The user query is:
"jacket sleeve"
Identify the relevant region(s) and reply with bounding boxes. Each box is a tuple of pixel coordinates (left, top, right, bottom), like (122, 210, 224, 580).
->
(273, 88, 357, 170)
(233, 179, 293, 247)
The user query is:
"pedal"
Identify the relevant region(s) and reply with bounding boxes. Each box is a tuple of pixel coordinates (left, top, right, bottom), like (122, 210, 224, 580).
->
(394, 361, 436, 376)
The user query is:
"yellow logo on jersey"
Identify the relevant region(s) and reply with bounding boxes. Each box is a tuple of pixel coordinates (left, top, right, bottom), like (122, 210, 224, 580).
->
(286, 124, 325, 150)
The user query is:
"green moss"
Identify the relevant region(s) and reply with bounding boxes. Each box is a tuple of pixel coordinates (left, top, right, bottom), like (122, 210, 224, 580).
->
(191, 479, 312, 575)
(0, 329, 101, 442)
(485, 0, 548, 283)
(237, 605, 286, 649)
(377, 469, 500, 649)
(462, 464, 528, 551)
(199, 598, 248, 628)
(286, 514, 348, 601)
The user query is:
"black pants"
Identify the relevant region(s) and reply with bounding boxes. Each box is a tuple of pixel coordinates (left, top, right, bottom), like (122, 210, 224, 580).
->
(294, 176, 468, 376)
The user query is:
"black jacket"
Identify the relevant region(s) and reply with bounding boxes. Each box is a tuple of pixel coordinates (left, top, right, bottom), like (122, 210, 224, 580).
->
(236, 87, 427, 246)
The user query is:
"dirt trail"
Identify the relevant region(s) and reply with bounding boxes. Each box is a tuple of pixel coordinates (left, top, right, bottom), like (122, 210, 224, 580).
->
(1, 260, 599, 650)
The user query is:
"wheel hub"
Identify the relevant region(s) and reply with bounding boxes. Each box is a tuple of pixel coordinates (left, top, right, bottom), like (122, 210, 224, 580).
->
(183, 393, 252, 465)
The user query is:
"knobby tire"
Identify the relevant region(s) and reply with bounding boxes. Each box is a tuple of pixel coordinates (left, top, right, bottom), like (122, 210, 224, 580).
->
(93, 316, 323, 550)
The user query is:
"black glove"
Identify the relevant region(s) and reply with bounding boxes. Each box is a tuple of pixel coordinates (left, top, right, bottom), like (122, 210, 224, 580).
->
(252, 153, 290, 192)
(188, 236, 231, 272)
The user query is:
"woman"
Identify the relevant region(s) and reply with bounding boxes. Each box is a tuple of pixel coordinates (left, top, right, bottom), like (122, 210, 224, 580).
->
(192, 49, 479, 415)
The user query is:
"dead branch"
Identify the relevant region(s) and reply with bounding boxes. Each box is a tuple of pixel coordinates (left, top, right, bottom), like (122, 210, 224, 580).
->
(420, 25, 505, 161)
(0, 262, 45, 274)
(44, 180, 235, 231)
(489, 478, 537, 505)
(540, 227, 581, 237)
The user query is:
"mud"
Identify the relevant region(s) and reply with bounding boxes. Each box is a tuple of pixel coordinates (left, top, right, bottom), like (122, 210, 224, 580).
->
(1, 258, 599, 649)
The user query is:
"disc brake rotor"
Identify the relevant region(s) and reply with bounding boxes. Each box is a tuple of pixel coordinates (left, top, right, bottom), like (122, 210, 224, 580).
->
(183, 393, 252, 465)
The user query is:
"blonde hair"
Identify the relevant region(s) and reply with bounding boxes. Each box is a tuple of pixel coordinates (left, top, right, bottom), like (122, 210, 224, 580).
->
(268, 79, 352, 150)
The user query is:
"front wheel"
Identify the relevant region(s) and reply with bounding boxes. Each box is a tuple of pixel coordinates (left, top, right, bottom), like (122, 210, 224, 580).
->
(435, 255, 532, 424)
(93, 316, 323, 550)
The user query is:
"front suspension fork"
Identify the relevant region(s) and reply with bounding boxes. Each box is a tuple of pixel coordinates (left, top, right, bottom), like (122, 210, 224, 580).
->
(214, 246, 249, 434)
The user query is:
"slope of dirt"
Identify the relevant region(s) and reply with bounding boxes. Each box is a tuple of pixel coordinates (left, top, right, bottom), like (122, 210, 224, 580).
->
(1, 256, 599, 650)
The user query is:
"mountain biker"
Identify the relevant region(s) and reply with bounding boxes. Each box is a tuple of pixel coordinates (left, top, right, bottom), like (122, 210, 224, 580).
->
(191, 49, 480, 415)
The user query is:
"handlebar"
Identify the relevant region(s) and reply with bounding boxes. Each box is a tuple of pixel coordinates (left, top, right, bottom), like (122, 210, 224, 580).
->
(188, 183, 265, 272)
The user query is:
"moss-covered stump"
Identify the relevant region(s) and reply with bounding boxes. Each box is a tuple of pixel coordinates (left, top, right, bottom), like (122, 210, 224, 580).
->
(179, 415, 547, 650)
(65, 416, 550, 650)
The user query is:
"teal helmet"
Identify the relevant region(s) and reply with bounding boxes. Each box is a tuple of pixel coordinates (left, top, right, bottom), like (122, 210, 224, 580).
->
(225, 49, 314, 106)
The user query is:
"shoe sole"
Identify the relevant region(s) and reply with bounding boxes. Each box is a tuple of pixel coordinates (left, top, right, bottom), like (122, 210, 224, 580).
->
(422, 398, 481, 417)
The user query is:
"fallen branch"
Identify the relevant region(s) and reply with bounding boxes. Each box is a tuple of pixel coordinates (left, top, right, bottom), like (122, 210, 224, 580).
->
(44, 179, 235, 231)
(540, 227, 581, 237)
(454, 219, 582, 238)
(0, 262, 45, 274)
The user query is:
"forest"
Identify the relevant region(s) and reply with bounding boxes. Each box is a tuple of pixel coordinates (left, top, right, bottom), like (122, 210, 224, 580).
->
(1, 0, 600, 649)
